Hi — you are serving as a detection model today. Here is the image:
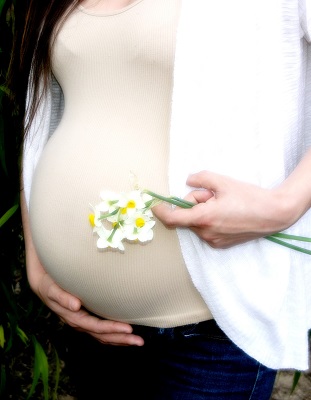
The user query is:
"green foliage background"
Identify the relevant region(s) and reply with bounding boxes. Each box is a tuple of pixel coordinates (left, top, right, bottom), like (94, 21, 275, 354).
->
(0, 2, 71, 399)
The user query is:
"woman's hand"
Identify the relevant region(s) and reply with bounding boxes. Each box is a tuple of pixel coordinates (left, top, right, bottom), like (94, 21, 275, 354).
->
(32, 266, 144, 346)
(153, 170, 301, 249)
(21, 189, 144, 347)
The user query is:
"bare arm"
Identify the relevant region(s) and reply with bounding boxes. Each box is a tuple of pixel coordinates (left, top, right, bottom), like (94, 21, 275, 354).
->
(153, 148, 311, 249)
(21, 189, 143, 346)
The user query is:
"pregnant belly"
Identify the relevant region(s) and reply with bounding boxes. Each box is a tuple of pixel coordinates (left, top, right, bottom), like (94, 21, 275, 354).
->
(28, 131, 204, 325)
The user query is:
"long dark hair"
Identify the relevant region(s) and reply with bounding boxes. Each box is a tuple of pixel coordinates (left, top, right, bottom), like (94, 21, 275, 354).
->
(7, 0, 81, 140)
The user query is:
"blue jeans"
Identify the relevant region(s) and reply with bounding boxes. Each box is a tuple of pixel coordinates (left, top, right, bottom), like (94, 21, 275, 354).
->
(65, 319, 277, 399)
(132, 320, 277, 400)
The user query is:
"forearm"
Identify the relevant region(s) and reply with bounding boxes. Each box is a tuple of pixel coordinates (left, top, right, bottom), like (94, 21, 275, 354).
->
(153, 148, 311, 249)
(20, 187, 46, 295)
(276, 147, 311, 226)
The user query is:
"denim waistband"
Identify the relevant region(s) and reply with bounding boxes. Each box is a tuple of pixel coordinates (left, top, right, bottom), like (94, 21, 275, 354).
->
(131, 319, 227, 342)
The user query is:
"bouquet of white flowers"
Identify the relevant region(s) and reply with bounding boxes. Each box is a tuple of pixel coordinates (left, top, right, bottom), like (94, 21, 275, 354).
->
(89, 189, 157, 251)
(89, 189, 311, 254)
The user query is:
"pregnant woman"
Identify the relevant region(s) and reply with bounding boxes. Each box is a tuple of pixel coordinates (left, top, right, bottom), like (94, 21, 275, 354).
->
(11, 0, 311, 398)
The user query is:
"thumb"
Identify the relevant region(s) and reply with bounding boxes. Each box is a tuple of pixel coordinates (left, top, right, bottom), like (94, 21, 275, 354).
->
(49, 281, 82, 311)
(186, 170, 221, 193)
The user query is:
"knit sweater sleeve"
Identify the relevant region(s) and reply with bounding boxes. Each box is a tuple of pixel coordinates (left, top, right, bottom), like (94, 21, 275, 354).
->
(22, 76, 63, 209)
(300, 0, 311, 41)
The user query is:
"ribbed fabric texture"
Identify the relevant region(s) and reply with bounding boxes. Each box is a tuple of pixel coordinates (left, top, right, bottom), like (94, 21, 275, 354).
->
(27, 0, 212, 328)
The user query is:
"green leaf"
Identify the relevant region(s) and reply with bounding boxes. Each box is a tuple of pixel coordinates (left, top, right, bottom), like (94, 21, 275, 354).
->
(0, 85, 10, 96)
(16, 325, 29, 345)
(27, 336, 49, 400)
(5, 313, 19, 353)
(290, 370, 301, 395)
(0, 325, 5, 348)
(0, 0, 6, 18)
(0, 204, 19, 227)
(3, 323, 13, 354)
(0, 91, 7, 177)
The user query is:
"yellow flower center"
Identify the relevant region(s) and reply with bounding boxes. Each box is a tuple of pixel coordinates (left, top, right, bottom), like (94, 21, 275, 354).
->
(89, 214, 95, 227)
(121, 208, 127, 214)
(127, 200, 136, 208)
(135, 217, 145, 228)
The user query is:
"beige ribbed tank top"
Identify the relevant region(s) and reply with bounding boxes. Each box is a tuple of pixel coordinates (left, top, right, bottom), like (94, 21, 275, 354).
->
(29, 0, 212, 327)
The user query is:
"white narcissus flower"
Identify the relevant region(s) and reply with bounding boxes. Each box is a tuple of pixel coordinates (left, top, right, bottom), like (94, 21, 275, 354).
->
(89, 203, 118, 228)
(90, 204, 105, 228)
(117, 190, 148, 217)
(96, 225, 125, 251)
(99, 190, 121, 212)
(124, 211, 156, 243)
(90, 189, 156, 252)
(93, 206, 102, 227)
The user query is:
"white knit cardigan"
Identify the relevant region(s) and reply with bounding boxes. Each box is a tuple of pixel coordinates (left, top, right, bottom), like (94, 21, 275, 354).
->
(24, 0, 311, 370)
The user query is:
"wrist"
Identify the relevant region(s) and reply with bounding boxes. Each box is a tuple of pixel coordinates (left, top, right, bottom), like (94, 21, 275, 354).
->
(271, 184, 309, 231)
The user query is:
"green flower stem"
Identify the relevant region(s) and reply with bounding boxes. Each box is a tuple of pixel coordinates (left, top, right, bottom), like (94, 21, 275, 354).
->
(170, 196, 196, 207)
(269, 232, 311, 242)
(144, 199, 158, 209)
(108, 224, 119, 242)
(99, 209, 118, 220)
(145, 189, 311, 256)
(144, 190, 194, 208)
(265, 236, 311, 255)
